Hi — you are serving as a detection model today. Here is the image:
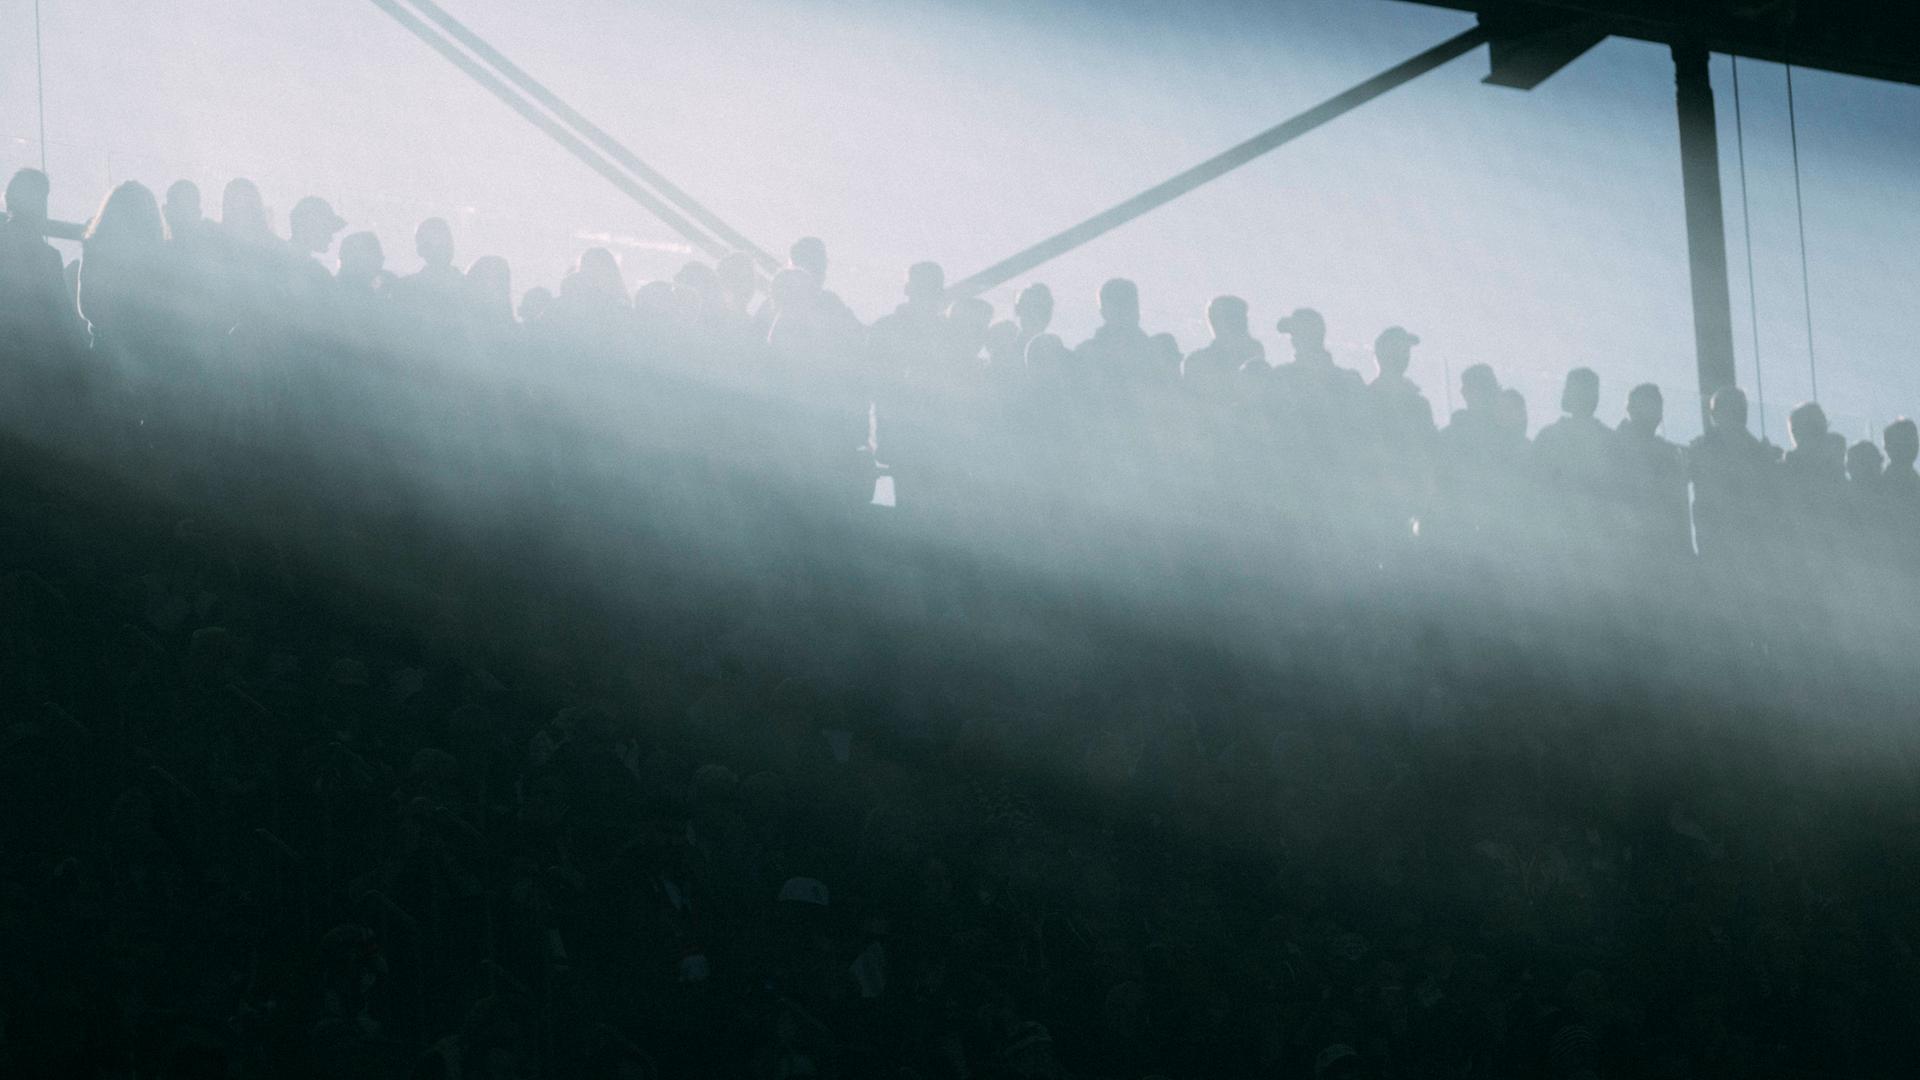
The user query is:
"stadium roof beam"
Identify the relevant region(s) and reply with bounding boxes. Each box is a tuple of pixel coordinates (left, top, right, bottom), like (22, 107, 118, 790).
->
(1414, 0, 1920, 419)
(368, 0, 748, 266)
(945, 25, 1493, 300)
(396, 0, 781, 273)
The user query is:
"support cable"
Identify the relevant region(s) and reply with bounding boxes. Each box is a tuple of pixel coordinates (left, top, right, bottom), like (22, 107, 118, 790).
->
(1730, 56, 1767, 439)
(35, 0, 48, 172)
(1785, 62, 1818, 402)
(368, 0, 731, 262)
(398, 0, 779, 272)
(946, 25, 1490, 299)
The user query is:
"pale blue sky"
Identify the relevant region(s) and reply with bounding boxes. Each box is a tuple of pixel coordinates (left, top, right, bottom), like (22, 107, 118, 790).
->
(4, 0, 1916, 439)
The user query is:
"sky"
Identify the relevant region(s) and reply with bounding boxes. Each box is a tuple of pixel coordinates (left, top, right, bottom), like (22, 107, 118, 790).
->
(3, 0, 1918, 439)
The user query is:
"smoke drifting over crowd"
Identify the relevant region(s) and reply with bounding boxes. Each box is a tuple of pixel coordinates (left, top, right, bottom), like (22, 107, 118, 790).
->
(3, 2, 1920, 1078)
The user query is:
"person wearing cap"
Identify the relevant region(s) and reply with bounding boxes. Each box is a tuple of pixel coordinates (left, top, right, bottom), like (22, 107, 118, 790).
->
(1358, 325, 1435, 549)
(1268, 306, 1364, 496)
(288, 196, 345, 261)
(1366, 325, 1433, 436)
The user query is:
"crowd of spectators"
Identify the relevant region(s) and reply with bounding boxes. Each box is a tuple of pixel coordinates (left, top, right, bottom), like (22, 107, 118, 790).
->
(3, 167, 1919, 1079)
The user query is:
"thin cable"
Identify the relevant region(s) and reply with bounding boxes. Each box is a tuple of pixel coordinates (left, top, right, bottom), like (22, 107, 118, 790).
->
(35, 0, 48, 172)
(1785, 62, 1818, 402)
(1730, 56, 1766, 439)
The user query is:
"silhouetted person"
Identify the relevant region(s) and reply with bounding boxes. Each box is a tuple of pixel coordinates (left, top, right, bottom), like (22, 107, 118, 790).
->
(1495, 387, 1529, 445)
(1781, 402, 1846, 494)
(78, 181, 168, 354)
(1433, 365, 1511, 547)
(219, 178, 273, 248)
(1441, 364, 1504, 465)
(518, 285, 554, 326)
(1533, 368, 1610, 486)
(1272, 307, 1362, 397)
(1846, 439, 1884, 491)
(867, 261, 948, 383)
(464, 255, 515, 342)
(285, 196, 346, 310)
(759, 235, 855, 338)
(988, 284, 1053, 369)
(1880, 418, 1920, 508)
(766, 267, 840, 363)
(790, 236, 828, 287)
(392, 217, 464, 325)
(162, 180, 210, 243)
(336, 231, 386, 295)
(944, 297, 994, 368)
(1361, 326, 1434, 546)
(0, 168, 86, 359)
(158, 179, 228, 344)
(1688, 386, 1778, 566)
(1181, 296, 1262, 386)
(1611, 383, 1689, 557)
(1075, 278, 1164, 382)
(716, 251, 760, 336)
(1366, 327, 1432, 432)
(215, 178, 280, 334)
(332, 231, 391, 351)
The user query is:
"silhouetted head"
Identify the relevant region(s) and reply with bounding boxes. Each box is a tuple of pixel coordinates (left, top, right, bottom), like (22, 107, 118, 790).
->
(1559, 368, 1599, 419)
(84, 181, 163, 255)
(162, 180, 202, 240)
(1497, 387, 1529, 438)
(1014, 284, 1053, 335)
(518, 285, 554, 324)
(948, 297, 994, 354)
(1025, 332, 1068, 373)
(1373, 326, 1418, 378)
(465, 255, 512, 317)
(4, 168, 51, 230)
(674, 261, 723, 307)
(1787, 401, 1829, 449)
(1885, 418, 1918, 469)
(289, 196, 346, 256)
(1207, 295, 1249, 341)
(220, 178, 268, 239)
(576, 247, 625, 303)
(790, 237, 827, 284)
(905, 262, 945, 306)
(1460, 363, 1498, 410)
(1626, 383, 1663, 433)
(1274, 307, 1326, 352)
(716, 251, 757, 309)
(633, 280, 678, 326)
(768, 267, 818, 312)
(1707, 386, 1749, 432)
(1149, 332, 1180, 370)
(337, 231, 384, 286)
(1847, 439, 1885, 483)
(415, 217, 455, 269)
(1098, 278, 1140, 330)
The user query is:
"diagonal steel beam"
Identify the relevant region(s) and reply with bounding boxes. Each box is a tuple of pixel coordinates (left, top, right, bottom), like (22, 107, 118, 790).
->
(400, 0, 781, 272)
(946, 25, 1491, 299)
(369, 0, 732, 262)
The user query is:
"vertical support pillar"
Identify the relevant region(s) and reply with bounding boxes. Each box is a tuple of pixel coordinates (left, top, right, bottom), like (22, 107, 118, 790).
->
(1672, 43, 1739, 428)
